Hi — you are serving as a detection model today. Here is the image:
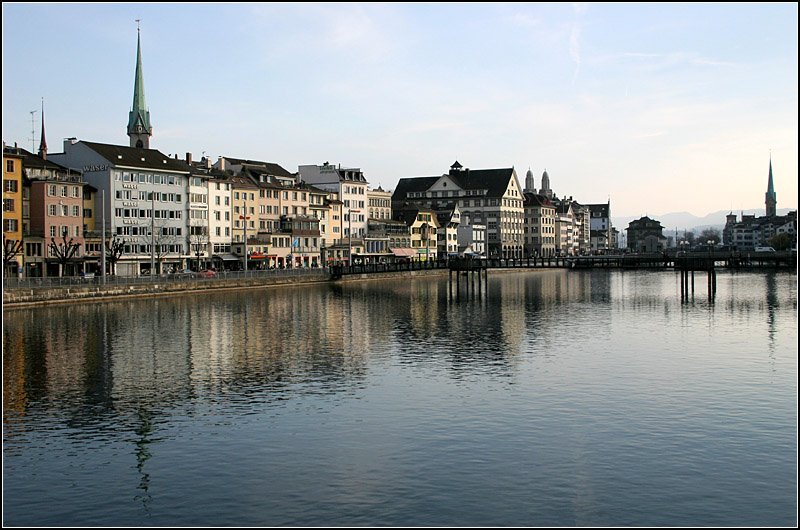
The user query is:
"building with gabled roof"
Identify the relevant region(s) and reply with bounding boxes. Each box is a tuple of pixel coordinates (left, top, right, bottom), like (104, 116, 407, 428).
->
(392, 161, 524, 258)
(49, 139, 191, 275)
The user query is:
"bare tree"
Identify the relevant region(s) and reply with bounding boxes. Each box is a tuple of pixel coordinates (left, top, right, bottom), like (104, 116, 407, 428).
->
(142, 221, 182, 274)
(187, 228, 209, 271)
(699, 228, 721, 245)
(49, 231, 82, 277)
(105, 237, 126, 276)
(3, 235, 23, 277)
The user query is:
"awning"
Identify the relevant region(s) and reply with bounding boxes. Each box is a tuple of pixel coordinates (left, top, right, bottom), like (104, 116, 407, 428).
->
(213, 253, 240, 261)
(391, 248, 416, 258)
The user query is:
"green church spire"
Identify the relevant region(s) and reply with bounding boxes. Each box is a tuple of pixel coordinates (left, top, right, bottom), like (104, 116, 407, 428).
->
(127, 22, 152, 149)
(765, 155, 777, 217)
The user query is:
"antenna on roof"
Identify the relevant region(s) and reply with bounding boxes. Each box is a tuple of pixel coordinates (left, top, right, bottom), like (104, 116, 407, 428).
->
(29, 108, 38, 152)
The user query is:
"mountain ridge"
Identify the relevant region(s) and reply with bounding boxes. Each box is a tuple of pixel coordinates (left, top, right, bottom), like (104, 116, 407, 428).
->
(612, 207, 795, 233)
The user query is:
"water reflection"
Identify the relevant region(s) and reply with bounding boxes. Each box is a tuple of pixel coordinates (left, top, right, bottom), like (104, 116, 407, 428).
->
(3, 270, 797, 526)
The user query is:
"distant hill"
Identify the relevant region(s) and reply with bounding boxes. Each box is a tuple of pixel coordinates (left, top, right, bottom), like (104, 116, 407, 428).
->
(612, 208, 795, 233)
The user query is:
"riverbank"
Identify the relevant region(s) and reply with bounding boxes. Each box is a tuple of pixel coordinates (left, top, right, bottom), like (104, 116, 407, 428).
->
(2, 269, 449, 308)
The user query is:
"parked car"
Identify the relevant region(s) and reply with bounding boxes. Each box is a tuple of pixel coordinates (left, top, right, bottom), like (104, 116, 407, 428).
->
(197, 269, 217, 278)
(754, 246, 776, 252)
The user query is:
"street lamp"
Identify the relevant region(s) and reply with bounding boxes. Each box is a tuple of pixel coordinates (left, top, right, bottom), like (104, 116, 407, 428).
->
(240, 200, 251, 272)
(348, 208, 360, 268)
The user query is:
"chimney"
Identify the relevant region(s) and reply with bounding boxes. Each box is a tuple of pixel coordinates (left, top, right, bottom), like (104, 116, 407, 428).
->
(218, 157, 226, 171)
(186, 152, 192, 165)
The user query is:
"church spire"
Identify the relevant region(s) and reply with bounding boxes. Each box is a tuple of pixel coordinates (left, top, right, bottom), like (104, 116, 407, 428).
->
(127, 21, 152, 149)
(765, 154, 776, 217)
(38, 98, 47, 160)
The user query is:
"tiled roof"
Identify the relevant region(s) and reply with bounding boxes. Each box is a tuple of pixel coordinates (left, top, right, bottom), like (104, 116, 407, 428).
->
(393, 166, 517, 202)
(82, 141, 189, 172)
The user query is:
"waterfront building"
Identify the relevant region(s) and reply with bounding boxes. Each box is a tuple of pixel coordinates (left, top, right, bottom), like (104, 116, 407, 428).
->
(456, 215, 486, 256)
(392, 161, 524, 258)
(186, 157, 235, 269)
(8, 147, 85, 277)
(227, 171, 258, 265)
(586, 201, 615, 252)
(523, 192, 556, 257)
(368, 186, 392, 220)
(185, 158, 211, 270)
(319, 191, 344, 263)
(726, 211, 797, 251)
(81, 183, 102, 274)
(393, 206, 439, 261)
(298, 163, 369, 250)
(626, 216, 667, 253)
(553, 199, 575, 255)
(2, 145, 25, 276)
(435, 207, 461, 258)
(368, 217, 410, 261)
(49, 140, 191, 275)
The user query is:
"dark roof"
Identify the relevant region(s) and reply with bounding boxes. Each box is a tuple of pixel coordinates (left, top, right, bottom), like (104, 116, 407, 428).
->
(82, 141, 190, 172)
(448, 167, 515, 197)
(392, 176, 439, 202)
(523, 192, 554, 208)
(393, 167, 517, 204)
(10, 147, 75, 173)
(225, 157, 293, 178)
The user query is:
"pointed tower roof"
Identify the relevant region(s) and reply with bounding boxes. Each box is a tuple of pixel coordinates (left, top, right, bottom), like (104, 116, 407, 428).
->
(38, 99, 47, 159)
(127, 23, 152, 148)
(765, 155, 777, 216)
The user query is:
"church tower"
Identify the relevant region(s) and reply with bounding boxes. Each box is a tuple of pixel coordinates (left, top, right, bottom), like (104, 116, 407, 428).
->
(539, 169, 553, 199)
(765, 156, 776, 217)
(127, 23, 152, 149)
(524, 167, 535, 193)
(38, 99, 47, 160)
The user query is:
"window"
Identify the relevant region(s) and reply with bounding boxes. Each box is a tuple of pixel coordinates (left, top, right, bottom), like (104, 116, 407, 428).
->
(6, 160, 14, 172)
(48, 204, 57, 216)
(2, 198, 14, 212)
(4, 179, 18, 192)
(72, 205, 80, 217)
(3, 218, 18, 232)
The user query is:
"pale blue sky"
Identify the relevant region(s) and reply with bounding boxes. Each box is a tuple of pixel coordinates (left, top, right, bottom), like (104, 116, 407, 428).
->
(3, 3, 797, 217)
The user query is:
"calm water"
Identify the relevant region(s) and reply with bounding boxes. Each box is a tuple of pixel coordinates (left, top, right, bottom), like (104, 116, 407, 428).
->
(3, 269, 797, 527)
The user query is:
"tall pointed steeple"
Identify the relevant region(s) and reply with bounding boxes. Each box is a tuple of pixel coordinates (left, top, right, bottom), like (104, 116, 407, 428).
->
(127, 21, 152, 149)
(38, 98, 47, 160)
(765, 155, 776, 217)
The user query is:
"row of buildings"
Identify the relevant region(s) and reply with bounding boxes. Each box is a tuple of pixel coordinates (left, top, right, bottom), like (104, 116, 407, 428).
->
(3, 135, 616, 277)
(5, 28, 791, 278)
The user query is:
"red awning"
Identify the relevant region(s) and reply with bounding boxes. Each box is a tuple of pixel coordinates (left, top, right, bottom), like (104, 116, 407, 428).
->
(391, 248, 416, 258)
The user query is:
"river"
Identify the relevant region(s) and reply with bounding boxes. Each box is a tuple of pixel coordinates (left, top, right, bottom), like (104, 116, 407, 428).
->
(2, 269, 797, 526)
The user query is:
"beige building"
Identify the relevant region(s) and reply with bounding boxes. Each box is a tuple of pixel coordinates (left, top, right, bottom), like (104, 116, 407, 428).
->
(523, 192, 557, 257)
(392, 162, 524, 258)
(368, 186, 392, 220)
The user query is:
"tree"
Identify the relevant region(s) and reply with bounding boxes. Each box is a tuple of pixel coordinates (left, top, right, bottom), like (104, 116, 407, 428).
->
(768, 233, 793, 251)
(49, 231, 81, 277)
(699, 228, 721, 245)
(105, 237, 126, 276)
(187, 229, 209, 271)
(3, 235, 23, 277)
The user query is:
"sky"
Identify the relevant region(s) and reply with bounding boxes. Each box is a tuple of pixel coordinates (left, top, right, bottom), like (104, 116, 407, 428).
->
(2, 2, 797, 218)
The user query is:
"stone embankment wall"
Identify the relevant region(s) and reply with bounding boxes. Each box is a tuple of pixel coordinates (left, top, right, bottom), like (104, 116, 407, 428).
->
(2, 269, 447, 308)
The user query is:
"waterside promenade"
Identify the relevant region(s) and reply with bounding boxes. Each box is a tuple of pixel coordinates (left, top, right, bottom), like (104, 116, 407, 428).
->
(3, 251, 794, 307)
